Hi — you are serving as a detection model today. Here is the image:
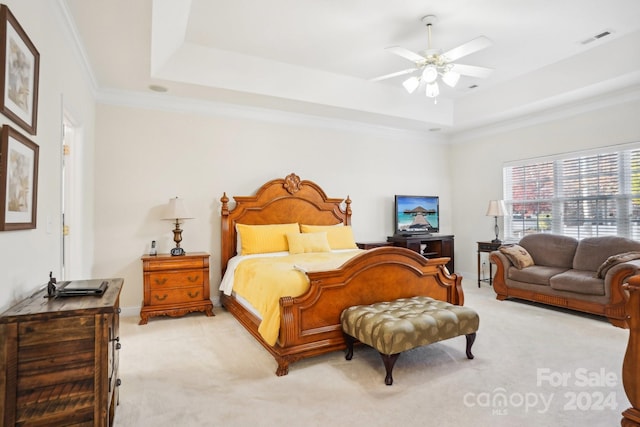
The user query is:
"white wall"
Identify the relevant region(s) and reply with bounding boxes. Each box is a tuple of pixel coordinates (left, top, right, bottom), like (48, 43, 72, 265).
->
(0, 0, 95, 311)
(91, 104, 451, 309)
(449, 96, 640, 279)
(3, 1, 639, 317)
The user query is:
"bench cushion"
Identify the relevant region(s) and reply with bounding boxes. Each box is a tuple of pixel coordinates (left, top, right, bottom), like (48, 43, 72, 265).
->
(340, 296, 479, 355)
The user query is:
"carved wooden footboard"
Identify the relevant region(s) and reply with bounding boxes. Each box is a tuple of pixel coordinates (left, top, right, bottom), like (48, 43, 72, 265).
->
(220, 173, 464, 375)
(622, 276, 640, 426)
(221, 249, 461, 375)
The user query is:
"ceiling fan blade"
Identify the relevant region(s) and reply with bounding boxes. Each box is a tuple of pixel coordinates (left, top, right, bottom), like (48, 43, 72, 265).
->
(370, 68, 417, 82)
(385, 46, 425, 63)
(449, 63, 493, 79)
(442, 36, 492, 62)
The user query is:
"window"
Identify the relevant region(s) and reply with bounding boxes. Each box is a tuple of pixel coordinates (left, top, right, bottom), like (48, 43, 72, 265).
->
(503, 143, 640, 240)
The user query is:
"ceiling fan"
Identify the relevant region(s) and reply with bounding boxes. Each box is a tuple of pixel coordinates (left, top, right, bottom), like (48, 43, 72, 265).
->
(371, 15, 493, 101)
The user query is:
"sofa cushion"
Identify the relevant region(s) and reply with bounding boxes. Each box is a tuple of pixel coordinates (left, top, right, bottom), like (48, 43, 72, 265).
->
(573, 236, 640, 271)
(499, 244, 535, 269)
(519, 234, 578, 268)
(550, 270, 605, 296)
(508, 265, 568, 286)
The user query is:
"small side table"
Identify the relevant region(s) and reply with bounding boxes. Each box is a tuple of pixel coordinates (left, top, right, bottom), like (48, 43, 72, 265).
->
(477, 241, 502, 288)
(140, 252, 214, 324)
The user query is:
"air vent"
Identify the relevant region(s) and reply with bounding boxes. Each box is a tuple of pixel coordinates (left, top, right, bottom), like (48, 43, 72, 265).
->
(594, 31, 611, 39)
(580, 29, 614, 45)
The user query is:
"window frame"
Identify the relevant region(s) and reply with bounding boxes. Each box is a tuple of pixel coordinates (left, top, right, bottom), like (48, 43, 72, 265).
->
(503, 142, 640, 241)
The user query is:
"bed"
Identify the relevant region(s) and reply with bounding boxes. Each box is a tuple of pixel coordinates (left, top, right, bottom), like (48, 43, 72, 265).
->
(219, 173, 464, 376)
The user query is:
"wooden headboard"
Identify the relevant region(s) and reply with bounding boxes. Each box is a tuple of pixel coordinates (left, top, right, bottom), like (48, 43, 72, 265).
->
(220, 173, 352, 275)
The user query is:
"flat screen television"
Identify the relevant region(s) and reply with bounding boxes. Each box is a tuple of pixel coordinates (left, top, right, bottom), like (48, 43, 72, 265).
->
(394, 195, 439, 235)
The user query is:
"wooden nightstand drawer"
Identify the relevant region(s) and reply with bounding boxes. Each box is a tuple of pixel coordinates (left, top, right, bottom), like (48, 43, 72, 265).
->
(144, 258, 205, 271)
(148, 270, 204, 289)
(140, 252, 214, 324)
(149, 286, 203, 305)
(478, 242, 501, 252)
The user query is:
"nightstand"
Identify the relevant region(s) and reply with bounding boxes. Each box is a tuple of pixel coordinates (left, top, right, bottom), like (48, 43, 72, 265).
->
(140, 252, 214, 324)
(477, 241, 502, 288)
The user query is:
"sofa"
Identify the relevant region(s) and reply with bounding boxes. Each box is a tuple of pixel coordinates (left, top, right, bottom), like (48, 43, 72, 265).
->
(490, 233, 640, 327)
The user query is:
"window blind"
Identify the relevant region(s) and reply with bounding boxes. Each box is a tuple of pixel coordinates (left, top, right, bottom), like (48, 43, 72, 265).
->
(503, 143, 640, 240)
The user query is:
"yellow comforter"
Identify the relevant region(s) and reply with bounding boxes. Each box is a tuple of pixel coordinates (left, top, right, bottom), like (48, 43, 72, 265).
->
(233, 251, 362, 346)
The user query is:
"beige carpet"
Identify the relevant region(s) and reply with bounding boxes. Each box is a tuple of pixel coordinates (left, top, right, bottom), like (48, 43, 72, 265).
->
(115, 283, 630, 426)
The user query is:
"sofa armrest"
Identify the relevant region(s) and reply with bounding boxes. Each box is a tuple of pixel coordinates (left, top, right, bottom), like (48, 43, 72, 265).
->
(490, 250, 512, 297)
(605, 259, 640, 305)
(490, 250, 512, 268)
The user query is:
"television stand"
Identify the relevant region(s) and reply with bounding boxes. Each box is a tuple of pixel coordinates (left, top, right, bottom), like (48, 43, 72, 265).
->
(387, 234, 455, 272)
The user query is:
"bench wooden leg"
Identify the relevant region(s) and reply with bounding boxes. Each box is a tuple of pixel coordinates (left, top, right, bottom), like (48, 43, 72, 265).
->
(380, 353, 401, 386)
(466, 332, 476, 359)
(343, 333, 355, 360)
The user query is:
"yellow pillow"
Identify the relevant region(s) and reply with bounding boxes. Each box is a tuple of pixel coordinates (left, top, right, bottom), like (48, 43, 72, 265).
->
(300, 224, 358, 250)
(287, 232, 331, 254)
(236, 223, 300, 255)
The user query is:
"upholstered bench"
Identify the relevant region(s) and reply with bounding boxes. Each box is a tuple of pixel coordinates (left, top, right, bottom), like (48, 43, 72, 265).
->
(340, 296, 479, 385)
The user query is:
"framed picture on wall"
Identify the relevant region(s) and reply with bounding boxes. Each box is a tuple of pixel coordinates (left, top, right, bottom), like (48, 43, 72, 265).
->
(0, 124, 39, 230)
(0, 4, 40, 135)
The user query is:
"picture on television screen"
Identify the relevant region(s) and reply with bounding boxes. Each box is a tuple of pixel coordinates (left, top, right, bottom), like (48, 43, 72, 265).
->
(395, 195, 439, 234)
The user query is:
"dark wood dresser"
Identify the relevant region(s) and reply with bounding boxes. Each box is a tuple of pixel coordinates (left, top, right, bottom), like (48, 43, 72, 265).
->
(0, 278, 123, 426)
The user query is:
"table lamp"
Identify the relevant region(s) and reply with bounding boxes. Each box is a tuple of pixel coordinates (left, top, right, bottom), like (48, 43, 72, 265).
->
(163, 197, 193, 256)
(486, 200, 507, 244)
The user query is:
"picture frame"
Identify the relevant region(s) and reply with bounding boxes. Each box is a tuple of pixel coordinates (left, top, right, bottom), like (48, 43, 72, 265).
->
(0, 124, 39, 230)
(0, 4, 39, 135)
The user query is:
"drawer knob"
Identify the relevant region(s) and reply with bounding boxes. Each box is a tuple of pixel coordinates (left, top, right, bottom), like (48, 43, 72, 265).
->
(187, 275, 200, 283)
(154, 294, 168, 301)
(187, 291, 200, 299)
(154, 278, 168, 286)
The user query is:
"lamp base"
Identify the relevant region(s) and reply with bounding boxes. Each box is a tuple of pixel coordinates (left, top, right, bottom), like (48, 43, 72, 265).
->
(491, 238, 502, 244)
(170, 247, 185, 256)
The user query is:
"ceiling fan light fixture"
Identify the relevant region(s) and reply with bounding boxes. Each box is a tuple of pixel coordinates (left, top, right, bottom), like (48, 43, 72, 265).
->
(442, 71, 460, 88)
(426, 82, 439, 98)
(402, 76, 421, 94)
(422, 65, 438, 83)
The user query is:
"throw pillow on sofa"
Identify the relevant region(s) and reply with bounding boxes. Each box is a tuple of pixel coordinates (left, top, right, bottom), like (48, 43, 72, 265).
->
(499, 244, 535, 269)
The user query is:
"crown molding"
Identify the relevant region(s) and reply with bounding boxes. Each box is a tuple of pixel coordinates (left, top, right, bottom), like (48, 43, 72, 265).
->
(449, 84, 640, 144)
(95, 88, 449, 144)
(55, 0, 99, 96)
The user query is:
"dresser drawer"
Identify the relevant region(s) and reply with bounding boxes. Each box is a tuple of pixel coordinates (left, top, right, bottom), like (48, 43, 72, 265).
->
(144, 257, 205, 271)
(149, 287, 204, 305)
(478, 242, 501, 252)
(148, 270, 204, 289)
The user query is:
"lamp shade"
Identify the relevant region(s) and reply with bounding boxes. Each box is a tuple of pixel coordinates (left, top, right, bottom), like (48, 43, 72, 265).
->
(162, 197, 193, 220)
(421, 65, 438, 83)
(402, 76, 420, 94)
(441, 70, 460, 88)
(425, 82, 439, 98)
(486, 200, 507, 217)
